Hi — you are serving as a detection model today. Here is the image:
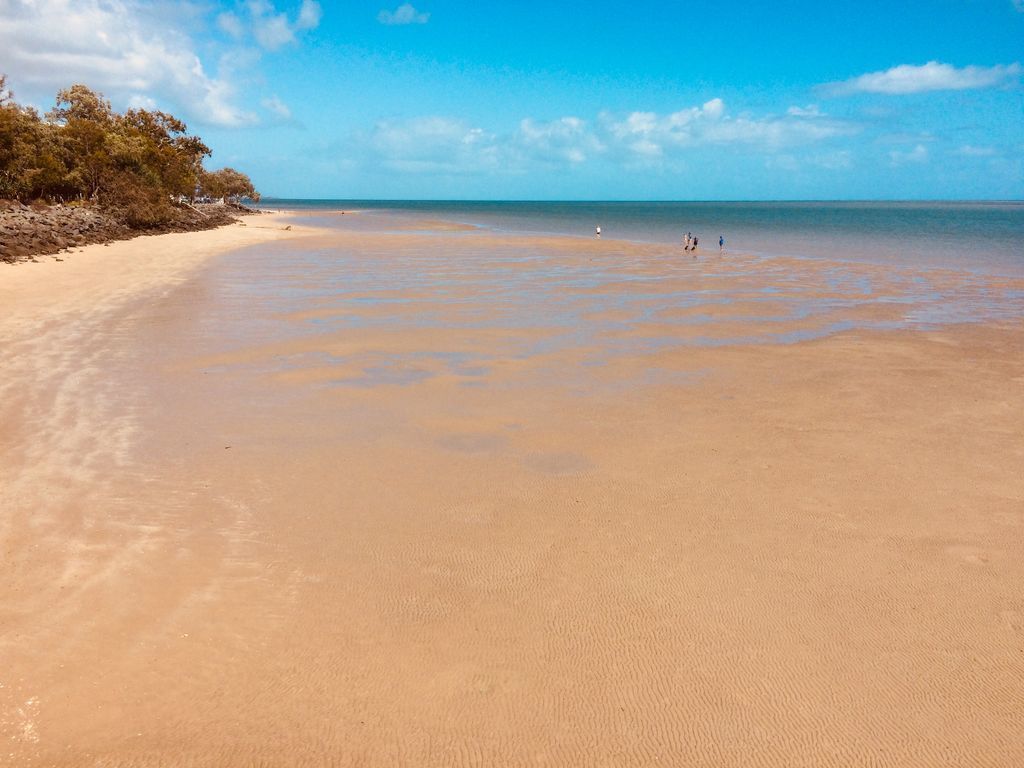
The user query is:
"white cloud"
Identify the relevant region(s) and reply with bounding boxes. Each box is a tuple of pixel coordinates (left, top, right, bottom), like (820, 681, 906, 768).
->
(954, 145, 996, 157)
(245, 0, 322, 50)
(0, 0, 257, 126)
(218, 0, 322, 51)
(349, 100, 858, 178)
(704, 115, 846, 146)
(889, 144, 929, 165)
(297, 0, 323, 30)
(378, 3, 430, 25)
(253, 13, 296, 49)
(602, 98, 853, 161)
(786, 104, 823, 118)
(604, 100, 724, 158)
(607, 111, 663, 156)
(217, 11, 246, 39)
(0, 0, 323, 127)
(517, 117, 604, 164)
(701, 98, 725, 119)
(358, 114, 599, 175)
(128, 93, 158, 109)
(830, 61, 1022, 95)
(261, 95, 292, 120)
(367, 117, 500, 173)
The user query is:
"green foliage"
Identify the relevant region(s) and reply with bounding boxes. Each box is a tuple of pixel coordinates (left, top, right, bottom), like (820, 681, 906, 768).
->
(199, 167, 260, 202)
(0, 77, 72, 200)
(103, 168, 176, 228)
(0, 76, 259, 227)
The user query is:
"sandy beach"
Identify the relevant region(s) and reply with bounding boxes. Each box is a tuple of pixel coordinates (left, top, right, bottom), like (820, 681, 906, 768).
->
(2, 213, 1023, 766)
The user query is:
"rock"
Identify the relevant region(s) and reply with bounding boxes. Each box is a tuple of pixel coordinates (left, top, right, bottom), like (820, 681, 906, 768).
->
(0, 199, 255, 264)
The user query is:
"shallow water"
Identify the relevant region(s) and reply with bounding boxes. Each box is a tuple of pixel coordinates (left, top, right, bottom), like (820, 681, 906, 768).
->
(219, 218, 1024, 370)
(261, 199, 1024, 276)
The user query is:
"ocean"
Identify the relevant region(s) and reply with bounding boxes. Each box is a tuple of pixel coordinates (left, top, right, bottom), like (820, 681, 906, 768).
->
(258, 200, 1024, 276)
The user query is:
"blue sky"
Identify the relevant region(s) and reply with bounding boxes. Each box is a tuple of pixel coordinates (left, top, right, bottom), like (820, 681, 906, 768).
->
(1, 0, 1022, 199)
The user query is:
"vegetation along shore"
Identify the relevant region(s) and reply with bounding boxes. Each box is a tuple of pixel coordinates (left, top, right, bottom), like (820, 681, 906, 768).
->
(0, 76, 259, 264)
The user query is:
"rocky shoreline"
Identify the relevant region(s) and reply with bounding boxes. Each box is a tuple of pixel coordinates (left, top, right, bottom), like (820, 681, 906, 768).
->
(0, 200, 258, 264)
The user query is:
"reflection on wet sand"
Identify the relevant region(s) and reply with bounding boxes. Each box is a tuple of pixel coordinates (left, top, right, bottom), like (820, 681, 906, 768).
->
(3, 215, 1024, 766)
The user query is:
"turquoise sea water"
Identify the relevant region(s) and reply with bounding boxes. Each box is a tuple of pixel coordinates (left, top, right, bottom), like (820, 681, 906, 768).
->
(260, 200, 1024, 276)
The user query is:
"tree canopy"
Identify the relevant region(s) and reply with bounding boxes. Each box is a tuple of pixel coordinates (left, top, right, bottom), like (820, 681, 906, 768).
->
(0, 77, 258, 225)
(199, 167, 260, 202)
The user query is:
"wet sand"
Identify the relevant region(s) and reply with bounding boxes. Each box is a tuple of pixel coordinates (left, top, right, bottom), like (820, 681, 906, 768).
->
(2, 215, 1023, 766)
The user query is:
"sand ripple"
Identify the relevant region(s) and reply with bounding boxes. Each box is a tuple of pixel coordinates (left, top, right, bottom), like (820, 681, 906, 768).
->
(2, 219, 1023, 765)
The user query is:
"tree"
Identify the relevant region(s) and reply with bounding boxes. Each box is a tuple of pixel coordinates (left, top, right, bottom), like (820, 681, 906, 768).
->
(0, 76, 259, 225)
(0, 77, 71, 200)
(48, 85, 115, 199)
(48, 84, 114, 125)
(119, 109, 211, 197)
(199, 167, 260, 202)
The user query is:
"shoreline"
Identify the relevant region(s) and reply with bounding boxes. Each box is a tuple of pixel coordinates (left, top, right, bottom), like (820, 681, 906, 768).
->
(0, 201, 268, 265)
(0, 211, 314, 326)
